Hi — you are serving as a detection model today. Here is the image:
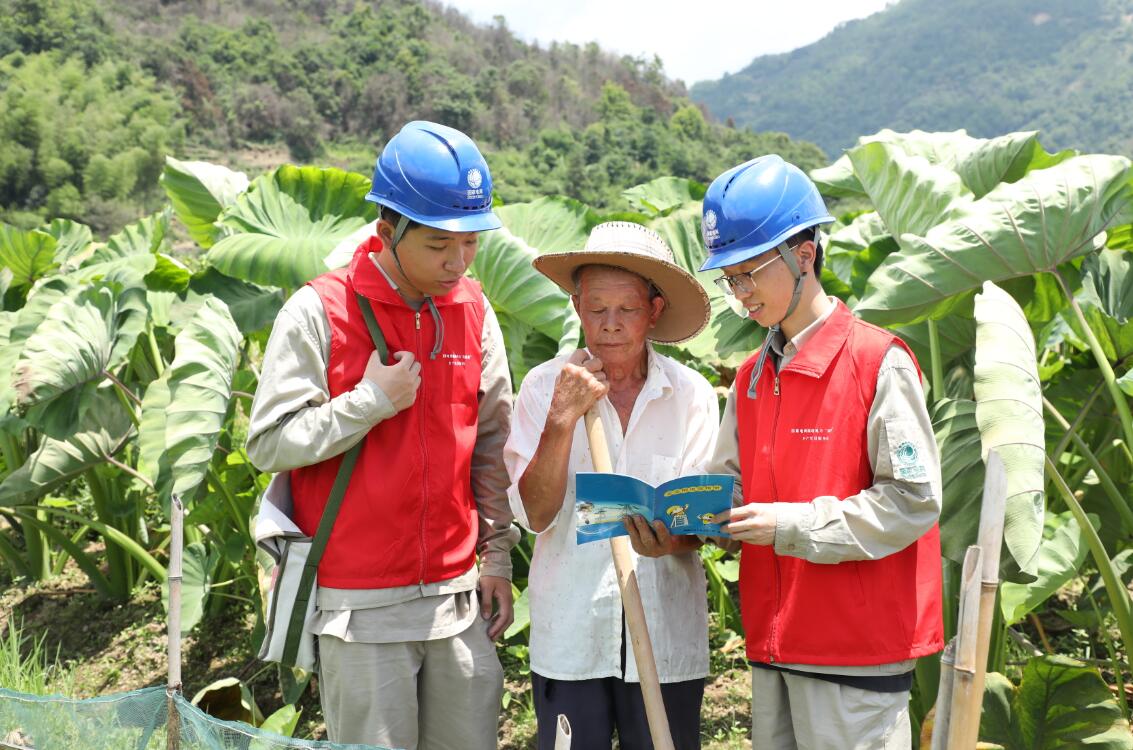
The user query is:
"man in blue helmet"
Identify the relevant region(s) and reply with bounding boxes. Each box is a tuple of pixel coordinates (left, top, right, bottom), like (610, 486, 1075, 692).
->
(247, 121, 519, 749)
(704, 155, 944, 749)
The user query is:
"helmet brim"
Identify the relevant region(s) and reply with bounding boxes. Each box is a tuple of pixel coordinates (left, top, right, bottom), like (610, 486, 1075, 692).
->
(698, 214, 834, 271)
(366, 192, 502, 233)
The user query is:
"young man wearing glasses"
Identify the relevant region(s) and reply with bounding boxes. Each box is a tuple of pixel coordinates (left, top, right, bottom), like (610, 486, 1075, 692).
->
(704, 155, 944, 749)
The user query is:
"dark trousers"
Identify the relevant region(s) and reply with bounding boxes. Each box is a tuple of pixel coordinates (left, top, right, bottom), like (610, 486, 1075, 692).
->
(532, 671, 704, 750)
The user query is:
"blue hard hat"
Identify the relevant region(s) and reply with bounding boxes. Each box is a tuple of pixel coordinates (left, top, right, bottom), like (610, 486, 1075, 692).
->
(699, 154, 833, 271)
(366, 121, 502, 232)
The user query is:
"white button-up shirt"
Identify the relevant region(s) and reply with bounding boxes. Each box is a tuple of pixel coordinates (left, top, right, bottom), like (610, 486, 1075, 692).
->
(504, 347, 720, 683)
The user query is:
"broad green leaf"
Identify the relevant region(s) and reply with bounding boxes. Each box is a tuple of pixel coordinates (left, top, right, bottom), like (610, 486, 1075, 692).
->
(847, 141, 972, 237)
(13, 264, 149, 434)
(981, 657, 1133, 749)
(973, 282, 1045, 575)
(933, 398, 986, 566)
(161, 156, 249, 249)
(0, 224, 57, 290)
(496, 196, 599, 255)
(1108, 223, 1133, 250)
(42, 218, 92, 265)
(0, 386, 134, 505)
(504, 586, 530, 640)
(1065, 302, 1133, 362)
(622, 177, 705, 217)
(151, 297, 242, 502)
(1080, 248, 1133, 322)
(208, 165, 377, 288)
(145, 253, 191, 293)
(258, 705, 301, 738)
(954, 131, 1073, 200)
(856, 154, 1133, 326)
(186, 268, 284, 335)
(137, 370, 172, 500)
(162, 541, 214, 635)
(812, 129, 984, 199)
(191, 677, 263, 726)
(1000, 511, 1088, 625)
(473, 223, 580, 365)
(97, 208, 172, 262)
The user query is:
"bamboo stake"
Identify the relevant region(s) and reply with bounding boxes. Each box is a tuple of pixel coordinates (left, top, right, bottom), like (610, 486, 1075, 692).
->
(553, 714, 573, 750)
(946, 544, 983, 750)
(965, 451, 1008, 746)
(929, 639, 956, 750)
(167, 494, 184, 750)
(584, 409, 675, 750)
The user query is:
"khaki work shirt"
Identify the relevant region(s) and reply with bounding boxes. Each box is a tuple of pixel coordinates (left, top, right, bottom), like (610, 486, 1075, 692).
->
(710, 299, 942, 676)
(247, 257, 519, 643)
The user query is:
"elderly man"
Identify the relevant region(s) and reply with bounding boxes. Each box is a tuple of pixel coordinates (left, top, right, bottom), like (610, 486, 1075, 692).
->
(504, 222, 718, 750)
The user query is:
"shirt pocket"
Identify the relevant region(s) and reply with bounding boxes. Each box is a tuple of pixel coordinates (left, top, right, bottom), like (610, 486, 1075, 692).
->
(649, 454, 681, 486)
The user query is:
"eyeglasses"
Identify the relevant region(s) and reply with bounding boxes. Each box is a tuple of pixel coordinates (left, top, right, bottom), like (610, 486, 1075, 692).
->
(713, 253, 783, 296)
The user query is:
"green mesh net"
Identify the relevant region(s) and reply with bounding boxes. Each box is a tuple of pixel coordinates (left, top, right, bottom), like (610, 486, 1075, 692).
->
(0, 686, 389, 750)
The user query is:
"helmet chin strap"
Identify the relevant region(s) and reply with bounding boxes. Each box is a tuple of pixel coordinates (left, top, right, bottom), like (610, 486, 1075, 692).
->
(746, 241, 808, 399)
(387, 214, 445, 360)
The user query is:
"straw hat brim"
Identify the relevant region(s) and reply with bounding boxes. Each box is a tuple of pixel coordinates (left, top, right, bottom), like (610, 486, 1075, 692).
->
(532, 251, 711, 344)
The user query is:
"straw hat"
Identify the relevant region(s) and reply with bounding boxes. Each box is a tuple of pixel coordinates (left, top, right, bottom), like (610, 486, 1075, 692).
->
(532, 221, 711, 343)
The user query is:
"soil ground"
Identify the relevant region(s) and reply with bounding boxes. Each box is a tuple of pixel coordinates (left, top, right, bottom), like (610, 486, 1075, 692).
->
(0, 561, 753, 748)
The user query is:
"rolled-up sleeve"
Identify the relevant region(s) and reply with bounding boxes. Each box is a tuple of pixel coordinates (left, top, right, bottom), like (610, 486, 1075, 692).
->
(246, 286, 396, 473)
(472, 298, 521, 579)
(773, 345, 942, 563)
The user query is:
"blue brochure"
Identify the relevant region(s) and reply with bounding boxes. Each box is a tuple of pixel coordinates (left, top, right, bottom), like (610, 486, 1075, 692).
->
(574, 472, 734, 545)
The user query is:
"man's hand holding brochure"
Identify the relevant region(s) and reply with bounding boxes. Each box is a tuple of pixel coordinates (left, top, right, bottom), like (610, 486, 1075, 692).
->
(574, 472, 735, 544)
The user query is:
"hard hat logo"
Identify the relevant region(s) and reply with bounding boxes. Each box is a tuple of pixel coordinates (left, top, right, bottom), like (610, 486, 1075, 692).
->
(702, 209, 719, 244)
(467, 168, 483, 189)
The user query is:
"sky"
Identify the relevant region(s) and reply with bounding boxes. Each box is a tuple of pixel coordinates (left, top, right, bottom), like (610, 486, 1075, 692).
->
(441, 0, 896, 85)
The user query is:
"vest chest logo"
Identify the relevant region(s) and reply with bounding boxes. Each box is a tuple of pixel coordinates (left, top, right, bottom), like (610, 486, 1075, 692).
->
(789, 426, 834, 442)
(441, 352, 472, 367)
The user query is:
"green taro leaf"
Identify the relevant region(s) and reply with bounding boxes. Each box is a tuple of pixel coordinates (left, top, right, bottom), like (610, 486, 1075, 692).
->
(208, 165, 377, 288)
(0, 385, 134, 505)
(140, 297, 242, 503)
(0, 224, 57, 290)
(496, 196, 599, 254)
(622, 177, 705, 217)
(161, 156, 250, 249)
(973, 282, 1045, 576)
(1080, 248, 1133, 323)
(981, 656, 1133, 749)
(42, 218, 92, 265)
(953, 131, 1073, 200)
(847, 141, 972, 238)
(145, 253, 191, 293)
(98, 208, 172, 262)
(186, 268, 284, 335)
(856, 154, 1133, 326)
(1000, 511, 1089, 625)
(933, 398, 985, 567)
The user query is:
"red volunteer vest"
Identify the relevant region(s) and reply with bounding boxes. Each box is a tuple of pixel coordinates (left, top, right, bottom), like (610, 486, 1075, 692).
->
(736, 301, 944, 666)
(290, 236, 484, 589)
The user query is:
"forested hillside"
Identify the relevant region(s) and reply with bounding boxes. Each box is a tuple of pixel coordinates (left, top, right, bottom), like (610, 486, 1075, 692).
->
(0, 0, 824, 232)
(691, 0, 1133, 158)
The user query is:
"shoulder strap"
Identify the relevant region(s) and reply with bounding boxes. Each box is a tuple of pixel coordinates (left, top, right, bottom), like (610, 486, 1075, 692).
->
(281, 293, 388, 666)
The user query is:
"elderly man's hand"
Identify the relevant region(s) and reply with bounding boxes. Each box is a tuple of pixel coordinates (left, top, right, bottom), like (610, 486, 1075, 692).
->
(548, 349, 609, 425)
(623, 515, 701, 557)
(715, 503, 777, 546)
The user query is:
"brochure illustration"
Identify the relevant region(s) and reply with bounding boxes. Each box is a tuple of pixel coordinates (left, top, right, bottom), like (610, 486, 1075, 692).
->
(574, 472, 734, 544)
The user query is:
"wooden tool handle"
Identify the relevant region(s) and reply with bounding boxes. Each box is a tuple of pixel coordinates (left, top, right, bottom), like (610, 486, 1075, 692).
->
(584, 409, 675, 750)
